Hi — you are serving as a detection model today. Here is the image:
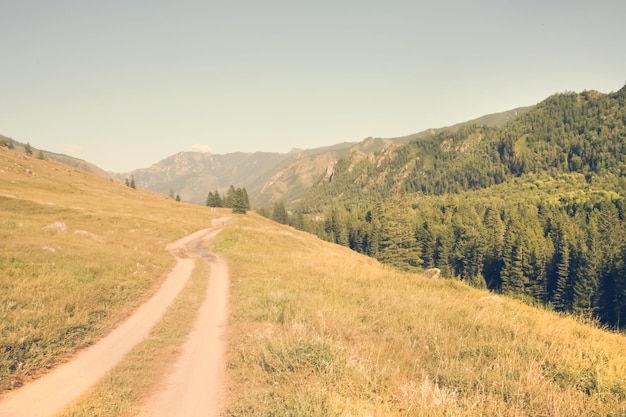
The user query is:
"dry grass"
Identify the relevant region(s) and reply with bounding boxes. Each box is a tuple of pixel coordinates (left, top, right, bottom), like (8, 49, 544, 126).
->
(214, 214, 626, 416)
(0, 147, 220, 392)
(3, 144, 626, 416)
(57, 257, 210, 417)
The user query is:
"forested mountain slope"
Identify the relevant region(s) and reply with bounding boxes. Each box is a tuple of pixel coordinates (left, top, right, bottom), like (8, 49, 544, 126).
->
(304, 86, 626, 207)
(294, 85, 626, 329)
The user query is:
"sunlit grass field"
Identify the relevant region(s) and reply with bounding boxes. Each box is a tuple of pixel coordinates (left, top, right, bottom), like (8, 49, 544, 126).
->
(57, 258, 211, 417)
(214, 215, 626, 416)
(2, 144, 626, 416)
(0, 146, 218, 392)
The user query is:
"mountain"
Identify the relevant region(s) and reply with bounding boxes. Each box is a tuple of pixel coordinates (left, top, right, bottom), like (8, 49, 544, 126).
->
(115, 141, 402, 206)
(252, 138, 410, 206)
(119, 106, 531, 207)
(302, 88, 625, 207)
(115, 151, 293, 205)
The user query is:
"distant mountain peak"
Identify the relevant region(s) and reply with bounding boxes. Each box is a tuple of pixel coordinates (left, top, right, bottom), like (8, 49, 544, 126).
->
(188, 144, 213, 154)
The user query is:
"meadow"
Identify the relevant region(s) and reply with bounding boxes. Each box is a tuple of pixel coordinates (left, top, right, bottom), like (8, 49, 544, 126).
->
(57, 257, 211, 416)
(0, 146, 216, 392)
(215, 215, 626, 416)
(2, 144, 626, 416)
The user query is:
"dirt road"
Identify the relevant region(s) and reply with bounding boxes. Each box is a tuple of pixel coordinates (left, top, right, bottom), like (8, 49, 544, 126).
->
(137, 249, 229, 417)
(0, 219, 229, 417)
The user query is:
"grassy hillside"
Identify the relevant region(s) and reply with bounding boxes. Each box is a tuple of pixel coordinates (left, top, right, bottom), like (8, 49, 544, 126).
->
(0, 145, 217, 392)
(2, 142, 626, 416)
(0, 136, 109, 177)
(293, 86, 626, 330)
(215, 215, 626, 416)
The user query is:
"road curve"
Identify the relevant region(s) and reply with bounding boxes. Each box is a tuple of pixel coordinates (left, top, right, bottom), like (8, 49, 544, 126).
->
(0, 220, 227, 417)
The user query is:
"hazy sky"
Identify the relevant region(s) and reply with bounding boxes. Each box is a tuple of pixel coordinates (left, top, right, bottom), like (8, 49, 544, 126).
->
(1, 1, 624, 172)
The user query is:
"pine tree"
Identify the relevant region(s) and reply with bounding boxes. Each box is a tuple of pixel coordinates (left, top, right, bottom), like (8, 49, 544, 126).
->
(460, 235, 486, 286)
(527, 236, 552, 303)
(434, 228, 454, 278)
(224, 185, 236, 208)
(272, 201, 289, 224)
(500, 218, 526, 294)
(206, 190, 223, 207)
(232, 188, 247, 214)
(130, 175, 136, 189)
(366, 220, 381, 258)
(482, 206, 506, 288)
(417, 221, 436, 268)
(290, 212, 305, 230)
(553, 241, 572, 311)
(571, 241, 599, 317)
(363, 200, 383, 258)
(378, 194, 422, 271)
(328, 208, 349, 246)
(242, 188, 251, 210)
(596, 202, 624, 324)
(615, 243, 626, 328)
(24, 142, 33, 155)
(501, 242, 525, 294)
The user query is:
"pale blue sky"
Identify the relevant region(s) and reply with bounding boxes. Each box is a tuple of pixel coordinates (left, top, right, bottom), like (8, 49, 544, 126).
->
(1, 1, 624, 172)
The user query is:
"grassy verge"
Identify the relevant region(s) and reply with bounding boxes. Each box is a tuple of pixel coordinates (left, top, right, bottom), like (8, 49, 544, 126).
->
(56, 257, 210, 416)
(214, 214, 626, 416)
(0, 147, 220, 392)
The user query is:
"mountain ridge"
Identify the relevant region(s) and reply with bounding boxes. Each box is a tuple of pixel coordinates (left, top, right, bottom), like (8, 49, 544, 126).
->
(301, 87, 626, 207)
(114, 106, 531, 206)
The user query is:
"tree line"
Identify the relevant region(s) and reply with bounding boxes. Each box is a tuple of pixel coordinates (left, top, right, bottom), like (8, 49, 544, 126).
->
(285, 86, 626, 329)
(290, 179, 626, 328)
(206, 185, 250, 214)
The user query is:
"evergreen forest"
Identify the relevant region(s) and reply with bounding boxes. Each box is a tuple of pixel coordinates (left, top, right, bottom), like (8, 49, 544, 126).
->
(281, 85, 626, 329)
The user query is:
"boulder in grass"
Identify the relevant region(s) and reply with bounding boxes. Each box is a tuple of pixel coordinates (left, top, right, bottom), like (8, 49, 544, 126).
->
(74, 230, 102, 241)
(423, 268, 441, 279)
(43, 222, 67, 233)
